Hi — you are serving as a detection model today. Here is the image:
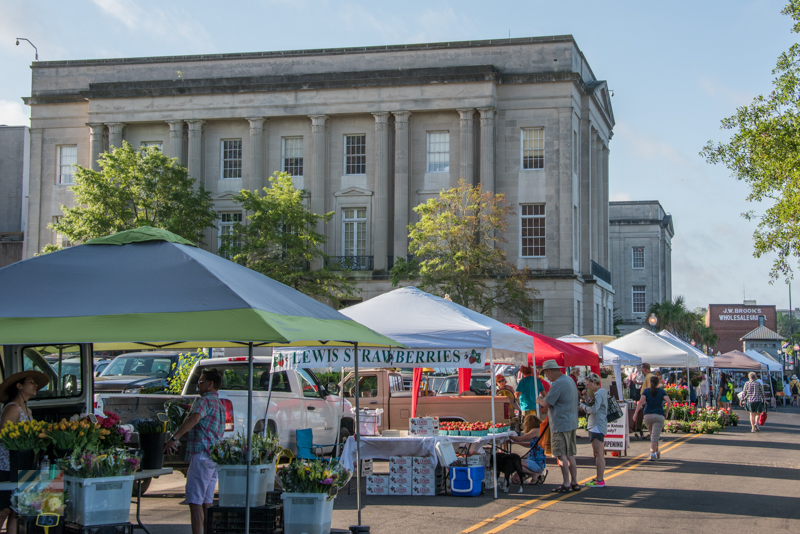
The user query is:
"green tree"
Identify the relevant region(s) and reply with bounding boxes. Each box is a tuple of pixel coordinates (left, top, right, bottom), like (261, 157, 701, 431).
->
(224, 172, 358, 307)
(391, 180, 536, 327)
(43, 142, 216, 253)
(167, 348, 209, 394)
(701, 1, 800, 282)
(647, 297, 718, 351)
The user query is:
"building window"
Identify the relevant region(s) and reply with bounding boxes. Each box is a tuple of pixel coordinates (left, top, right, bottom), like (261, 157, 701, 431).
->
(344, 135, 366, 175)
(218, 212, 243, 259)
(632, 285, 646, 314)
(282, 137, 303, 176)
(426, 131, 450, 172)
(140, 141, 163, 151)
(51, 216, 71, 248)
(342, 208, 367, 258)
(531, 300, 545, 333)
(58, 145, 78, 184)
(520, 204, 545, 257)
(221, 139, 243, 179)
(632, 246, 645, 269)
(521, 128, 544, 170)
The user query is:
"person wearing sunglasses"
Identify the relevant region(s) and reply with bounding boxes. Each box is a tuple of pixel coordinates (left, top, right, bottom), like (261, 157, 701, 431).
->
(496, 374, 515, 395)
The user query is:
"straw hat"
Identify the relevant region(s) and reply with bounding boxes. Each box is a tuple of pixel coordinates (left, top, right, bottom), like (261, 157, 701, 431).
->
(0, 371, 50, 403)
(541, 359, 562, 371)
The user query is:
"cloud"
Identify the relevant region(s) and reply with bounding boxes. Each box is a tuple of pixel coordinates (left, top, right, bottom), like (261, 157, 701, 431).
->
(0, 100, 29, 126)
(89, 0, 214, 51)
(609, 191, 633, 202)
(699, 77, 754, 108)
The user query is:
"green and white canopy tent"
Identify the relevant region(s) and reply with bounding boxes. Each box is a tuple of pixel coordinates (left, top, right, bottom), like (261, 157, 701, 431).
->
(0, 227, 401, 533)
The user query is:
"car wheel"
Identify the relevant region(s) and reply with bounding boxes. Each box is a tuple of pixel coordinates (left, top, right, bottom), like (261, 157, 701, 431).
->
(132, 477, 152, 497)
(339, 425, 351, 444)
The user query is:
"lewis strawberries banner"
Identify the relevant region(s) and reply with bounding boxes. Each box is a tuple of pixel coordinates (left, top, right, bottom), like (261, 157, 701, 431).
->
(271, 347, 488, 370)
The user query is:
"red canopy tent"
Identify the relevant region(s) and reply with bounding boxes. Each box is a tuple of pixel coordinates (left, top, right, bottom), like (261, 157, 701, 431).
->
(506, 324, 601, 374)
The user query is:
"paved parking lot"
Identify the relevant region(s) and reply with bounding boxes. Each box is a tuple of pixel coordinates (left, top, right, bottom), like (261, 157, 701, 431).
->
(136, 405, 800, 533)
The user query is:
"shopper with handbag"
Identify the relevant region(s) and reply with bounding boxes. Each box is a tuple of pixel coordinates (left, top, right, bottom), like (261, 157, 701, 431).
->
(580, 373, 608, 488)
(741, 372, 765, 433)
(508, 414, 548, 485)
(632, 376, 671, 461)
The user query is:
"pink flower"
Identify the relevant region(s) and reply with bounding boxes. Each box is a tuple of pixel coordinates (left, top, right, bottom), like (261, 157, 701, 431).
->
(321, 478, 334, 485)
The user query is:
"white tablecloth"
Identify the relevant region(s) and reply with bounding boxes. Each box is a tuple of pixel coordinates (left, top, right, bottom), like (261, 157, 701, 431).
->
(340, 436, 442, 470)
(441, 431, 514, 447)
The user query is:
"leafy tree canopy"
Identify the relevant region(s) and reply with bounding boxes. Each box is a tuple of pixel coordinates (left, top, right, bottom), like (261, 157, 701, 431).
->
(391, 180, 536, 327)
(702, 1, 800, 282)
(43, 142, 216, 253)
(224, 172, 358, 307)
(647, 296, 719, 352)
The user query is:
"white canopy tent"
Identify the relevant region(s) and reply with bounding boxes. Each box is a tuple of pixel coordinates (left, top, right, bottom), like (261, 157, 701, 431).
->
(600, 346, 642, 401)
(658, 330, 715, 368)
(274, 287, 534, 507)
(745, 350, 782, 372)
(608, 328, 700, 367)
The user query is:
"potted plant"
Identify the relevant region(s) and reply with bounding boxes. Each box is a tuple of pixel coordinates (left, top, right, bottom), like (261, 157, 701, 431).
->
(279, 458, 351, 534)
(211, 432, 281, 507)
(45, 418, 107, 459)
(133, 419, 167, 470)
(0, 420, 50, 481)
(59, 450, 140, 526)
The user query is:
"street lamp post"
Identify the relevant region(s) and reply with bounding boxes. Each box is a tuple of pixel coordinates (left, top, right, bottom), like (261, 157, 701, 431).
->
(794, 344, 799, 377)
(648, 313, 658, 332)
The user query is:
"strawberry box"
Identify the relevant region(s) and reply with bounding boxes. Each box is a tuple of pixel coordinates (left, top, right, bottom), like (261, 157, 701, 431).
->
(412, 475, 436, 486)
(367, 475, 390, 486)
(412, 456, 434, 466)
(412, 465, 436, 476)
(390, 465, 411, 476)
(389, 456, 413, 467)
(390, 474, 412, 485)
(366, 484, 389, 495)
(388, 484, 413, 496)
(412, 483, 438, 496)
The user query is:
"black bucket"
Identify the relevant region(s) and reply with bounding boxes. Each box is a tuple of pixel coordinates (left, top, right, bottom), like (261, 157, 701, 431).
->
(138, 432, 167, 470)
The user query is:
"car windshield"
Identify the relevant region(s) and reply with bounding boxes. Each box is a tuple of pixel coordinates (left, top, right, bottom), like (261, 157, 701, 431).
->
(101, 356, 174, 377)
(438, 376, 491, 395)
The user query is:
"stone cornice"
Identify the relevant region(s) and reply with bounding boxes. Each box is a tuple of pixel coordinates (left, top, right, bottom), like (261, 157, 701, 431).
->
(31, 36, 578, 68)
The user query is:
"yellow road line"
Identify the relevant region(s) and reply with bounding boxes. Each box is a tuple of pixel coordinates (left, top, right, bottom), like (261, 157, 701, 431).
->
(463, 434, 698, 534)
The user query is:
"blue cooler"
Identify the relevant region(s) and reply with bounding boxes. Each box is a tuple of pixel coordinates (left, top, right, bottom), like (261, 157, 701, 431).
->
(449, 466, 485, 496)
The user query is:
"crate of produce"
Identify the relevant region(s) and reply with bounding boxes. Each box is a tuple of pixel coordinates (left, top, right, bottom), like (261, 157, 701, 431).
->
(207, 504, 283, 534)
(64, 476, 134, 527)
(64, 523, 133, 534)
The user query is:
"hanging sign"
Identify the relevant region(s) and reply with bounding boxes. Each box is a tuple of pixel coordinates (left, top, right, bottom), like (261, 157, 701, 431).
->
(272, 347, 488, 370)
(604, 404, 629, 452)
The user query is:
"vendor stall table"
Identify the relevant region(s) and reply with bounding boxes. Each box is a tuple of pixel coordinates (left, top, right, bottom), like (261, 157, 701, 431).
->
(133, 468, 173, 534)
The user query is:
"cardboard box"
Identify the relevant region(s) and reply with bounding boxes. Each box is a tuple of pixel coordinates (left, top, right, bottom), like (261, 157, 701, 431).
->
(366, 484, 389, 495)
(390, 474, 413, 485)
(390, 465, 411, 476)
(412, 456, 434, 466)
(388, 484, 413, 496)
(466, 454, 486, 466)
(412, 465, 436, 476)
(412, 484, 438, 496)
(408, 427, 438, 437)
(409, 417, 440, 436)
(367, 475, 390, 486)
(389, 456, 413, 467)
(412, 475, 436, 487)
(360, 459, 373, 476)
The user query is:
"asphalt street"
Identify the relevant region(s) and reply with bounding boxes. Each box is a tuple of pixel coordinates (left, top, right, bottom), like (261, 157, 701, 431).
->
(136, 405, 800, 533)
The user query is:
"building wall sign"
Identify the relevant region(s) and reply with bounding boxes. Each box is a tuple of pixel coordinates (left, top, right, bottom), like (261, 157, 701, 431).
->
(706, 304, 778, 354)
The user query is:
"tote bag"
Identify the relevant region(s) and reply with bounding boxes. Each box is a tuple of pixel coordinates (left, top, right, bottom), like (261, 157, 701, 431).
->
(606, 395, 624, 422)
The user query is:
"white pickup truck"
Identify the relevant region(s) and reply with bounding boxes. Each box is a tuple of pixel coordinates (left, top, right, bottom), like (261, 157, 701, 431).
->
(98, 356, 355, 457)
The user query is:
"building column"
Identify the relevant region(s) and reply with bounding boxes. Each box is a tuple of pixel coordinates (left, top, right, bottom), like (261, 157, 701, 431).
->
(372, 112, 391, 271)
(393, 111, 412, 260)
(86, 123, 104, 171)
(106, 123, 125, 149)
(458, 109, 475, 185)
(601, 143, 610, 268)
(478, 107, 496, 193)
(309, 114, 329, 266)
(166, 120, 184, 164)
(186, 120, 205, 186)
(247, 117, 266, 191)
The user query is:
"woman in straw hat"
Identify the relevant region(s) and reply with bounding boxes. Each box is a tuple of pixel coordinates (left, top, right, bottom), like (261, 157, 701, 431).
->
(0, 371, 49, 533)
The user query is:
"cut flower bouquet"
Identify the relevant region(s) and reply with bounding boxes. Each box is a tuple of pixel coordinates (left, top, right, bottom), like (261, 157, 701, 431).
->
(210, 432, 281, 465)
(58, 450, 140, 478)
(0, 420, 49, 454)
(278, 458, 350, 500)
(11, 478, 67, 517)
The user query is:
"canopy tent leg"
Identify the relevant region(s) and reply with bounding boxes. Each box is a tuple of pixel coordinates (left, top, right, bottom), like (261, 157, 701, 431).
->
(263, 351, 275, 437)
(488, 347, 497, 499)
(337, 366, 345, 458)
(245, 342, 254, 534)
(354, 342, 362, 527)
(533, 358, 540, 418)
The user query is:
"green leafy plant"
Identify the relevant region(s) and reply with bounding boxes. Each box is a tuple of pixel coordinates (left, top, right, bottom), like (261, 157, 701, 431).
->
(133, 419, 164, 435)
(168, 349, 209, 394)
(164, 399, 192, 434)
(278, 459, 351, 500)
(210, 432, 281, 465)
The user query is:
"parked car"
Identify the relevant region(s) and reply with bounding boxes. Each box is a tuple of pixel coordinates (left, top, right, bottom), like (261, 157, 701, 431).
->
(95, 352, 182, 395)
(437, 373, 493, 396)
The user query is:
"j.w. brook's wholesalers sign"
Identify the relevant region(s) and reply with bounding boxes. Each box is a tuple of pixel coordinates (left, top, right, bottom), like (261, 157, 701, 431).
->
(271, 347, 488, 370)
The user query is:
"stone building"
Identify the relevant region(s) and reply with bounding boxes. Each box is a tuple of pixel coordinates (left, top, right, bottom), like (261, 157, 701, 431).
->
(609, 201, 674, 335)
(706, 302, 777, 354)
(0, 125, 28, 267)
(21, 36, 615, 337)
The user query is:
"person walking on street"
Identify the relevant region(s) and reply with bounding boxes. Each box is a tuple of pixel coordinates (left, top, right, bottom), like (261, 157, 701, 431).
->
(790, 375, 800, 406)
(635, 363, 654, 439)
(698, 374, 710, 408)
(632, 376, 671, 461)
(165, 368, 225, 534)
(580, 373, 607, 488)
(516, 366, 545, 415)
(741, 372, 765, 432)
(537, 359, 580, 493)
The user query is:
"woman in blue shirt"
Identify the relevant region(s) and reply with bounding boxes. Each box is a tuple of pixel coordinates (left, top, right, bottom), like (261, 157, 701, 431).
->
(632, 376, 671, 461)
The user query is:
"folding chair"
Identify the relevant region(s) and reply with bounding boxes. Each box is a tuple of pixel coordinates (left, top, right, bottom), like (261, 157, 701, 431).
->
(295, 428, 337, 460)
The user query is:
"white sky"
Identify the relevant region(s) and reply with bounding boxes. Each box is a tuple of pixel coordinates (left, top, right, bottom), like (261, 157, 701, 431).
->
(1, 0, 797, 312)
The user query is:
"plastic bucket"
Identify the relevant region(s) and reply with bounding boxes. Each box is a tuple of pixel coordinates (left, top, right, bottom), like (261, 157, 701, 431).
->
(65, 475, 134, 526)
(217, 464, 273, 507)
(281, 492, 335, 534)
